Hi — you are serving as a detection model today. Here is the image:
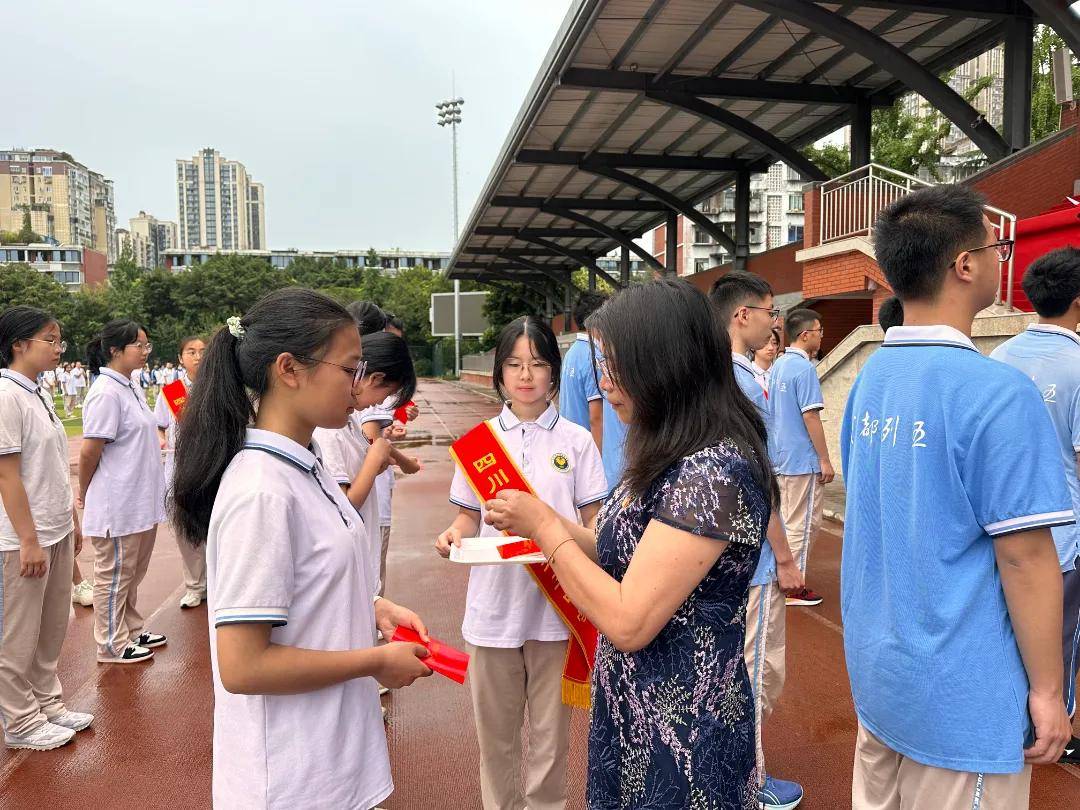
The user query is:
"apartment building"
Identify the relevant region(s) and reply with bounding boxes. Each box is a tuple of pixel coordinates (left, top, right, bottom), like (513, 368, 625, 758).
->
(116, 210, 178, 268)
(176, 148, 266, 250)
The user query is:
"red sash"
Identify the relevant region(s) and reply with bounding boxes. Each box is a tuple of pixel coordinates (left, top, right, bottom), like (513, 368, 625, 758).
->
(450, 421, 597, 709)
(162, 379, 187, 418)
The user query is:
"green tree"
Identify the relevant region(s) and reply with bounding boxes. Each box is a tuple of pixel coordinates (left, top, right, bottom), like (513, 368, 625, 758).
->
(0, 264, 73, 325)
(1031, 26, 1080, 142)
(65, 285, 114, 360)
(172, 255, 292, 328)
(17, 211, 42, 243)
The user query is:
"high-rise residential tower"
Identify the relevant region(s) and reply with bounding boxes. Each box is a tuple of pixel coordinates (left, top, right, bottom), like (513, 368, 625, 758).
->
(116, 210, 178, 269)
(176, 148, 266, 250)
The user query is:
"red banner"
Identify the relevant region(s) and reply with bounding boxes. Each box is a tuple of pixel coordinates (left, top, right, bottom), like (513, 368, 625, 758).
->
(162, 379, 187, 418)
(450, 421, 597, 709)
(391, 625, 469, 684)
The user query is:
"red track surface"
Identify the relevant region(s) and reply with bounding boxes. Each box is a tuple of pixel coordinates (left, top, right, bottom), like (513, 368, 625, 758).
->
(1, 379, 1077, 808)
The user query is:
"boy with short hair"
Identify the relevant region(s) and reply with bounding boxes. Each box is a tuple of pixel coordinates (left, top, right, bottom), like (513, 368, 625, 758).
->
(559, 292, 607, 452)
(843, 184, 1073, 808)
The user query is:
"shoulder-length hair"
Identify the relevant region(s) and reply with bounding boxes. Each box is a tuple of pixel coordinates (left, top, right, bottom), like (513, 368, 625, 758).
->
(587, 278, 777, 504)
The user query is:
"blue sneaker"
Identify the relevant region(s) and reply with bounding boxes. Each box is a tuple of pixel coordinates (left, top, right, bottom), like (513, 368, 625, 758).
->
(759, 775, 803, 810)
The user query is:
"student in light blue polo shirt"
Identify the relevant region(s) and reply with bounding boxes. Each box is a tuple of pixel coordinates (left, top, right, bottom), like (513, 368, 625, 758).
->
(558, 292, 606, 451)
(769, 307, 833, 607)
(990, 246, 1080, 756)
(710, 271, 805, 810)
(843, 184, 1074, 808)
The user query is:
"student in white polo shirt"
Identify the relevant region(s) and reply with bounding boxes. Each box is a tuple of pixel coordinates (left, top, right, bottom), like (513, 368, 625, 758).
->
(314, 330, 419, 596)
(170, 288, 432, 810)
(843, 185, 1073, 808)
(436, 316, 607, 810)
(79, 319, 165, 664)
(0, 306, 94, 752)
(990, 246, 1080, 762)
(155, 335, 207, 609)
(60, 363, 78, 418)
(769, 307, 833, 608)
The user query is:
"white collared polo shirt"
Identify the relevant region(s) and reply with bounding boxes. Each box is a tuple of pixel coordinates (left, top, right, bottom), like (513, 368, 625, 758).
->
(0, 369, 73, 549)
(207, 427, 390, 810)
(449, 402, 608, 648)
(80, 367, 165, 538)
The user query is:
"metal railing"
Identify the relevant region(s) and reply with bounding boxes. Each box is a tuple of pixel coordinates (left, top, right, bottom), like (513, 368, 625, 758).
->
(818, 163, 1018, 308)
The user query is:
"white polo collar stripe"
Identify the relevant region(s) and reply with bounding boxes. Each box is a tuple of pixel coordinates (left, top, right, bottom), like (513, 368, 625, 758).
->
(786, 347, 810, 361)
(731, 352, 757, 377)
(0, 368, 38, 393)
(99, 367, 134, 386)
(1026, 323, 1080, 347)
(498, 402, 560, 432)
(881, 325, 978, 353)
(243, 428, 317, 472)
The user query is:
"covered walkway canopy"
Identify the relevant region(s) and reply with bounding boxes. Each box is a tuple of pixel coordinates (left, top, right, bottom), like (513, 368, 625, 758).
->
(447, 0, 1080, 317)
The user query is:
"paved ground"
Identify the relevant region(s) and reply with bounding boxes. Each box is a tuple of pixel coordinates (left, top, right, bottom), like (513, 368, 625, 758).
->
(1, 378, 1077, 808)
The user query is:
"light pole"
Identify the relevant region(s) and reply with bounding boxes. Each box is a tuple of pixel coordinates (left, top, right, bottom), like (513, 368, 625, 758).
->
(436, 95, 464, 376)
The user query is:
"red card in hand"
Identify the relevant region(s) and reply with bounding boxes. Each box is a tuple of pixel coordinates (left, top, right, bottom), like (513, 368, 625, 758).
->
(391, 625, 470, 684)
(496, 538, 542, 559)
(393, 400, 416, 424)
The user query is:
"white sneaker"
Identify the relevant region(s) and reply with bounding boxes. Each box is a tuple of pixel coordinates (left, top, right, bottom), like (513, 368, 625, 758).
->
(72, 580, 93, 607)
(179, 590, 204, 609)
(49, 710, 94, 732)
(97, 644, 154, 664)
(5, 721, 76, 750)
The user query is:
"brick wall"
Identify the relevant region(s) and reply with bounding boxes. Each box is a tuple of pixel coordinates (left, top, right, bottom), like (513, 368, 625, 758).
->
(802, 251, 886, 300)
(870, 285, 895, 323)
(82, 249, 107, 286)
(805, 298, 873, 356)
(684, 242, 803, 296)
(803, 185, 820, 249)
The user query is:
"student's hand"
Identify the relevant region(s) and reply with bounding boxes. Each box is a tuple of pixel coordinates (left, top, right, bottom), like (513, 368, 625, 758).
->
(75, 494, 85, 510)
(405, 403, 420, 421)
(374, 642, 432, 688)
(775, 558, 804, 595)
(485, 490, 558, 539)
(435, 526, 463, 558)
(383, 424, 407, 442)
(817, 459, 835, 485)
(20, 541, 47, 578)
(1024, 690, 1071, 764)
(397, 455, 422, 475)
(374, 598, 430, 643)
(73, 525, 83, 556)
(370, 438, 394, 474)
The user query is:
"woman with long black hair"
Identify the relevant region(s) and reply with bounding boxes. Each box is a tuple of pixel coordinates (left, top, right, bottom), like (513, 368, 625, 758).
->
(484, 279, 774, 809)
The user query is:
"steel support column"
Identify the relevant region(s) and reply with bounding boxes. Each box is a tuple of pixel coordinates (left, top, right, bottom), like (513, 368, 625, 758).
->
(851, 93, 872, 169)
(1024, 0, 1080, 59)
(563, 281, 573, 332)
(664, 211, 678, 276)
(620, 246, 630, 286)
(734, 170, 751, 271)
(1003, 14, 1034, 152)
(588, 267, 597, 291)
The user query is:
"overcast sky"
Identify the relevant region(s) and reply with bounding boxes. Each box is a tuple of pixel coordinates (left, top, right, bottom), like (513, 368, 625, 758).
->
(5, 0, 575, 251)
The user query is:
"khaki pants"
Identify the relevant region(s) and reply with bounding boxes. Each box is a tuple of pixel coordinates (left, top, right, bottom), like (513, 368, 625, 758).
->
(744, 581, 787, 783)
(178, 535, 206, 596)
(778, 473, 824, 575)
(91, 527, 156, 658)
(378, 525, 391, 597)
(469, 641, 572, 810)
(0, 535, 74, 736)
(852, 722, 1030, 810)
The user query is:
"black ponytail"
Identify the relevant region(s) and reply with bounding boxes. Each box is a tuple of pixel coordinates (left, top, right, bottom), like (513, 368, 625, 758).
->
(0, 306, 55, 368)
(85, 319, 142, 373)
(346, 301, 386, 336)
(361, 331, 416, 408)
(170, 287, 354, 545)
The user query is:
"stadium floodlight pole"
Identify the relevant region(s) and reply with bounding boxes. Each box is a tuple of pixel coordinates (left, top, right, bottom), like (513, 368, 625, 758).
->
(436, 93, 464, 375)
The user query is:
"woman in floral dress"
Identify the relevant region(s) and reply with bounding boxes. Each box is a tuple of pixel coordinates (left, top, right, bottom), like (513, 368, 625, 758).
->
(485, 278, 775, 809)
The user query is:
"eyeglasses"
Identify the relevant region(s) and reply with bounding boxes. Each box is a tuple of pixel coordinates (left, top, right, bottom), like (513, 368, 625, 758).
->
(182, 348, 206, 358)
(128, 341, 153, 353)
(597, 357, 610, 378)
(948, 239, 1014, 268)
(296, 355, 368, 388)
(744, 305, 781, 321)
(26, 337, 68, 353)
(501, 360, 551, 376)
(801, 327, 825, 337)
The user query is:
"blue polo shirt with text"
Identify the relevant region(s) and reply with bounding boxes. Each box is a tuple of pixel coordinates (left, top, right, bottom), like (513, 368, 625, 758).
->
(558, 335, 602, 433)
(733, 352, 778, 587)
(841, 325, 1074, 774)
(768, 347, 824, 475)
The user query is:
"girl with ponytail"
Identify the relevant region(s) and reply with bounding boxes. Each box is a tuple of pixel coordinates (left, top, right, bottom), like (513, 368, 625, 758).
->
(78, 319, 165, 665)
(170, 287, 431, 809)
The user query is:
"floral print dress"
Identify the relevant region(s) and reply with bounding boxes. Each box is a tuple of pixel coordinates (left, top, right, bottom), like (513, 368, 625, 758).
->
(587, 442, 768, 810)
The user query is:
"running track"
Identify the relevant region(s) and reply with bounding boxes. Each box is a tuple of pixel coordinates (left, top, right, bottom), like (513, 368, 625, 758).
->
(1, 379, 1076, 808)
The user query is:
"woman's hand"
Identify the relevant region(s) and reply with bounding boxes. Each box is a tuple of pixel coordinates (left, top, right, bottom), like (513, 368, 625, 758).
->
(383, 423, 407, 441)
(75, 494, 85, 510)
(373, 642, 432, 688)
(20, 540, 47, 578)
(484, 490, 559, 541)
(374, 597, 430, 643)
(435, 525, 462, 558)
(405, 403, 420, 421)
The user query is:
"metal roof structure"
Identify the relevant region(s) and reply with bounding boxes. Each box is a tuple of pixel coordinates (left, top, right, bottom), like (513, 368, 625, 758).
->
(447, 0, 1080, 311)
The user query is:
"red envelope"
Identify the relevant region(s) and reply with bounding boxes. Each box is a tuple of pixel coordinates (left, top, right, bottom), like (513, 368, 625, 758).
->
(496, 538, 542, 559)
(393, 400, 416, 424)
(391, 626, 470, 684)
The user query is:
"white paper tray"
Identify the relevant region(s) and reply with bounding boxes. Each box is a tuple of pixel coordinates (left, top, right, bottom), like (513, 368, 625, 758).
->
(449, 536, 546, 565)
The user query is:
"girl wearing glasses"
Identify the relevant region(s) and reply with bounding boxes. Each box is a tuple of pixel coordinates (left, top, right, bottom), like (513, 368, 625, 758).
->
(752, 327, 783, 393)
(0, 306, 94, 751)
(170, 287, 432, 810)
(79, 319, 166, 664)
(435, 316, 607, 810)
(313, 330, 419, 598)
(155, 335, 207, 609)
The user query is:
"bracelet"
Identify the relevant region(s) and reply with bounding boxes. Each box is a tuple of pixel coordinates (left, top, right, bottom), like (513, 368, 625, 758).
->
(548, 538, 575, 565)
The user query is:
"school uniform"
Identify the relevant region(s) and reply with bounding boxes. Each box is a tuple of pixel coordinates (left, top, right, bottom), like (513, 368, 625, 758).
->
(70, 367, 86, 405)
(768, 347, 825, 575)
(312, 415, 380, 596)
(732, 352, 787, 785)
(82, 367, 166, 659)
(751, 360, 771, 393)
(0, 370, 75, 736)
(558, 334, 602, 436)
(841, 325, 1074, 808)
(592, 347, 627, 494)
(359, 404, 396, 597)
(154, 381, 207, 599)
(449, 403, 607, 810)
(207, 428, 390, 810)
(60, 369, 78, 413)
(991, 323, 1080, 716)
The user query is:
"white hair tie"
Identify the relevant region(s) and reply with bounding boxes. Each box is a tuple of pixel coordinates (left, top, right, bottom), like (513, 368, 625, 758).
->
(226, 316, 246, 341)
